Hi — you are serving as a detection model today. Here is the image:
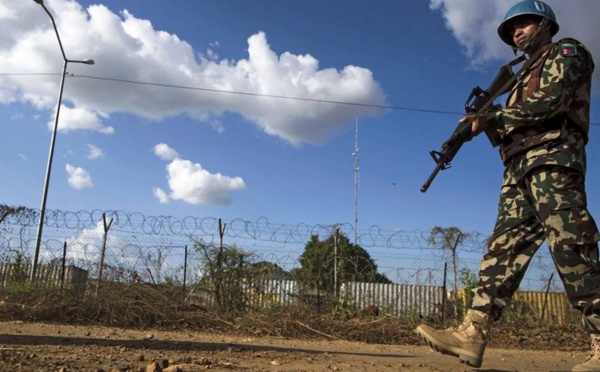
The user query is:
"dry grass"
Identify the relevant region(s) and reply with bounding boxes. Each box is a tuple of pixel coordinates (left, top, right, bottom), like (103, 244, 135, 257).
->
(0, 284, 590, 352)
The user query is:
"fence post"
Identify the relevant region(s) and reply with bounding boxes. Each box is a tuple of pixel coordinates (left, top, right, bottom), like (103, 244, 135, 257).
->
(451, 233, 461, 318)
(442, 262, 447, 327)
(316, 248, 321, 313)
(333, 226, 339, 298)
(0, 210, 9, 225)
(540, 272, 555, 325)
(96, 212, 113, 297)
(182, 245, 188, 307)
(147, 268, 156, 284)
(215, 219, 226, 309)
(60, 241, 67, 297)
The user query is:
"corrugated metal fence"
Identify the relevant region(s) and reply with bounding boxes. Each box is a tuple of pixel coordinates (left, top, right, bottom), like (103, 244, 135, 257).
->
(0, 263, 88, 295)
(245, 281, 447, 317)
(250, 281, 570, 323)
(340, 282, 446, 317)
(0, 268, 570, 323)
(246, 280, 298, 307)
(512, 290, 569, 323)
(452, 288, 569, 323)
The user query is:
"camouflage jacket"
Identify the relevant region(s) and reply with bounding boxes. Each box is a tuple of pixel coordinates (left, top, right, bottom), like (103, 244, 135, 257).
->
(485, 38, 595, 181)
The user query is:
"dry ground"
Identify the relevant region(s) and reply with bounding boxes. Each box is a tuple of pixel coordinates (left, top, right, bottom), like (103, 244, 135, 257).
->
(0, 321, 591, 372)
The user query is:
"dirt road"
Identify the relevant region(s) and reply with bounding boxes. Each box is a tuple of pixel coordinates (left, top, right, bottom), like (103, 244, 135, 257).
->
(0, 321, 587, 371)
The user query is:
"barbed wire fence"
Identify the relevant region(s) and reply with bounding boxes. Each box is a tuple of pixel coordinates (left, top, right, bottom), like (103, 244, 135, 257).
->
(0, 207, 562, 296)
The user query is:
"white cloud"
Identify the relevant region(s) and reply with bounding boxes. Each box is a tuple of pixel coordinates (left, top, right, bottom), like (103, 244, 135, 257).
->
(51, 106, 114, 134)
(208, 119, 225, 134)
(153, 143, 179, 161)
(10, 112, 24, 120)
(429, 0, 600, 89)
(165, 159, 246, 205)
(65, 221, 112, 261)
(64, 221, 140, 270)
(429, 0, 508, 66)
(232, 33, 385, 145)
(206, 41, 220, 61)
(153, 144, 246, 205)
(86, 144, 105, 159)
(153, 188, 170, 204)
(0, 0, 385, 145)
(66, 163, 93, 189)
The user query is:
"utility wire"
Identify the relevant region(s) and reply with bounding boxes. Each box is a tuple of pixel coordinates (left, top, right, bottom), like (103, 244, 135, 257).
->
(71, 73, 462, 115)
(2, 71, 600, 126)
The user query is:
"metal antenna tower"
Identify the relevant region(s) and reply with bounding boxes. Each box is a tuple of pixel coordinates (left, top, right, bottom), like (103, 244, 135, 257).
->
(353, 120, 360, 246)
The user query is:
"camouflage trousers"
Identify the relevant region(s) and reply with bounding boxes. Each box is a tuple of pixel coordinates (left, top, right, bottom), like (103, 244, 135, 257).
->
(471, 165, 600, 333)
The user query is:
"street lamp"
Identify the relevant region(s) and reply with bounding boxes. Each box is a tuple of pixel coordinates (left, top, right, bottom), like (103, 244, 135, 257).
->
(31, 0, 95, 281)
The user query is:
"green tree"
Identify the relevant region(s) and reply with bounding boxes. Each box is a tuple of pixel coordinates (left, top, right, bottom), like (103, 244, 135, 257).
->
(459, 268, 479, 313)
(194, 239, 256, 314)
(0, 204, 36, 226)
(251, 261, 292, 280)
(294, 232, 390, 295)
(0, 204, 37, 263)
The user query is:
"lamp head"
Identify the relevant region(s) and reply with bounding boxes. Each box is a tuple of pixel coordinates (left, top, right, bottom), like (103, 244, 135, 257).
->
(69, 59, 95, 65)
(34, 0, 44, 4)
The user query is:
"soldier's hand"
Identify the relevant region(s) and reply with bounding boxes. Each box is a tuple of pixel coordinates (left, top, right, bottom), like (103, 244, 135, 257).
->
(460, 114, 487, 141)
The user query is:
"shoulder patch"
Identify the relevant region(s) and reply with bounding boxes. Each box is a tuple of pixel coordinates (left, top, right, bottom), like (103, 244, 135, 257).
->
(559, 40, 578, 57)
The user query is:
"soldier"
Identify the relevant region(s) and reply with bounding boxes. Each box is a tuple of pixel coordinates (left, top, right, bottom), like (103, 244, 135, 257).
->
(415, 1, 600, 371)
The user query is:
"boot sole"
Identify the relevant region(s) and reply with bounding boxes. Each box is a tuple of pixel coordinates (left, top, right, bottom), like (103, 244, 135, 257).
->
(415, 325, 482, 368)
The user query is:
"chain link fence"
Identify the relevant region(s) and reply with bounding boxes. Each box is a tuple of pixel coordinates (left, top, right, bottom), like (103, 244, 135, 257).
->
(0, 206, 562, 294)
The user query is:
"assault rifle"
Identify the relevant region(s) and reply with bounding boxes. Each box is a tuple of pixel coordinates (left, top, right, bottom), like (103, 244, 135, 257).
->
(420, 55, 527, 193)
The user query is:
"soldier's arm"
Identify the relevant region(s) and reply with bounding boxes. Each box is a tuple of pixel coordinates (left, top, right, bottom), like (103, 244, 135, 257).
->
(485, 41, 591, 130)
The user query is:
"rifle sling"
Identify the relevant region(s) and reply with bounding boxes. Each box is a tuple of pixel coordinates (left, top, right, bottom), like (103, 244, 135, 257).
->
(478, 46, 552, 147)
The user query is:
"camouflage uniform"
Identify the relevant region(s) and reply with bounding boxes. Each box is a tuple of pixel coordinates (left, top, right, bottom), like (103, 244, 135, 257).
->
(471, 38, 600, 332)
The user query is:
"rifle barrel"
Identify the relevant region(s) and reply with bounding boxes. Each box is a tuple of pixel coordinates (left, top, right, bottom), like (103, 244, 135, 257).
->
(420, 162, 445, 193)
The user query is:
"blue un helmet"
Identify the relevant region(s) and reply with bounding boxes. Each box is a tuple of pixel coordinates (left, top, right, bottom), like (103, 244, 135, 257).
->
(498, 0, 559, 47)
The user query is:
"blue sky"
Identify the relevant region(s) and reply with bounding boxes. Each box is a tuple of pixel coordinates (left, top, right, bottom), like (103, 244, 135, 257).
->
(1, 0, 599, 238)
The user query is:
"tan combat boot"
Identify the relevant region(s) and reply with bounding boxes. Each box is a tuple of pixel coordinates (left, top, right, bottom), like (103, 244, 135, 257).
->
(415, 309, 490, 368)
(572, 334, 600, 371)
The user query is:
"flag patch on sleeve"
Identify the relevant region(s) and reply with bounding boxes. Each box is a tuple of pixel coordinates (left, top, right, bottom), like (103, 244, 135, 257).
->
(559, 41, 578, 57)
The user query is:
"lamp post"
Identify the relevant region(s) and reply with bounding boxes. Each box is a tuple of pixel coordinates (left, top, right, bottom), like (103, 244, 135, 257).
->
(31, 0, 94, 281)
